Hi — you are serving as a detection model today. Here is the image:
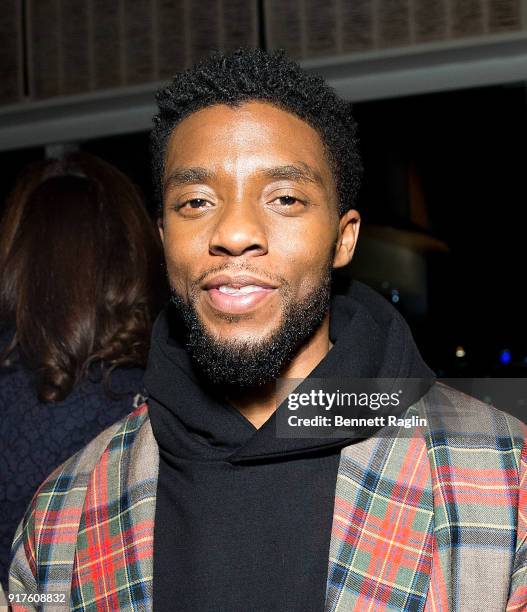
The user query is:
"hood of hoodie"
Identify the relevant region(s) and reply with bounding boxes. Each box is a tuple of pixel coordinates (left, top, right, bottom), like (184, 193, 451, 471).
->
(145, 280, 436, 465)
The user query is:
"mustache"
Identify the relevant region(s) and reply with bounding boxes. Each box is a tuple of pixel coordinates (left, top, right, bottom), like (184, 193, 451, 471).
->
(193, 265, 287, 291)
(162, 262, 288, 296)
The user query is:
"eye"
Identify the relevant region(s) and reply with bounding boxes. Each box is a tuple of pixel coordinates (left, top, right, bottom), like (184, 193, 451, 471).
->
(175, 198, 213, 211)
(271, 195, 302, 207)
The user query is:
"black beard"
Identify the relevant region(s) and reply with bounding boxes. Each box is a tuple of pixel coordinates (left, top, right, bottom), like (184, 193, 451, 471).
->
(168, 263, 334, 391)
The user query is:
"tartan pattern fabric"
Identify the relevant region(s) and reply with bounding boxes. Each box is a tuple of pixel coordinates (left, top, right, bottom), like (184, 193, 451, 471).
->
(325, 405, 434, 611)
(70, 405, 157, 611)
(326, 383, 527, 612)
(9, 417, 125, 610)
(423, 384, 527, 612)
(508, 430, 527, 611)
(9, 384, 527, 611)
(9, 405, 156, 611)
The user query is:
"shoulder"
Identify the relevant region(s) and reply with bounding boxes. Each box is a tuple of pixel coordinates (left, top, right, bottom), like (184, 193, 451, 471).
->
(1, 373, 146, 507)
(15, 404, 151, 539)
(9, 403, 153, 591)
(424, 381, 526, 437)
(43, 402, 150, 486)
(420, 381, 526, 470)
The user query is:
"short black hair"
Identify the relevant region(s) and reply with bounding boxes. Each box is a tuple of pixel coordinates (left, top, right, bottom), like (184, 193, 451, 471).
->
(151, 47, 362, 217)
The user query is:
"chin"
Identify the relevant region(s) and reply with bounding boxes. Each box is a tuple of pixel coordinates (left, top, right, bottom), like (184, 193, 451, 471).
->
(200, 309, 280, 338)
(209, 324, 277, 346)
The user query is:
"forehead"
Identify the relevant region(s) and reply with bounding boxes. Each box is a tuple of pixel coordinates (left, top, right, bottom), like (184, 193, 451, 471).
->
(163, 101, 332, 181)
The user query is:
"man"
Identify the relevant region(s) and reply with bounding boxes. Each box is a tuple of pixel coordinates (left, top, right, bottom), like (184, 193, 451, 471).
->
(9, 49, 527, 611)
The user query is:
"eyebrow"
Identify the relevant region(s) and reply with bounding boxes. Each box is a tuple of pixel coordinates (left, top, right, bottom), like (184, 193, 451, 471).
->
(258, 163, 321, 185)
(163, 162, 322, 194)
(163, 167, 214, 193)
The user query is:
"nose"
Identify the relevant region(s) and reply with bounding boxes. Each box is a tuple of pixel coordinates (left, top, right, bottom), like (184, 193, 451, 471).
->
(208, 200, 268, 257)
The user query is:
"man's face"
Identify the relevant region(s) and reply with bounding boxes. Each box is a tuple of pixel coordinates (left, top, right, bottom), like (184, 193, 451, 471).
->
(160, 101, 359, 388)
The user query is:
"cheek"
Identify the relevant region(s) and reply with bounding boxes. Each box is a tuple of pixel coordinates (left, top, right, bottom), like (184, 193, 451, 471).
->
(273, 231, 334, 294)
(162, 230, 201, 295)
(163, 252, 184, 294)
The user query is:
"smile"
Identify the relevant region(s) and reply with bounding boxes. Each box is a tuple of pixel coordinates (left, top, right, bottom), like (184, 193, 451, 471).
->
(205, 286, 277, 314)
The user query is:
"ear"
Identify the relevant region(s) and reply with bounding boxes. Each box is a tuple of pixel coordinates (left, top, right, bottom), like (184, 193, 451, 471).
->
(333, 208, 361, 269)
(157, 216, 165, 245)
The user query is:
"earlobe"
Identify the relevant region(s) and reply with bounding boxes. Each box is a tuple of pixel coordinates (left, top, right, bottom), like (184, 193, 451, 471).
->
(157, 219, 165, 245)
(333, 209, 360, 269)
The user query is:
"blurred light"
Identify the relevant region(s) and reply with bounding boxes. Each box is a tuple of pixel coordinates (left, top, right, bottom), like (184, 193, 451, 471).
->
(381, 280, 390, 289)
(499, 349, 512, 365)
(455, 346, 465, 358)
(391, 288, 399, 303)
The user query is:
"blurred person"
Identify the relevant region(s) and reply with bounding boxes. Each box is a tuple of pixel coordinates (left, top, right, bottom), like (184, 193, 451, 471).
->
(9, 50, 527, 611)
(0, 152, 165, 590)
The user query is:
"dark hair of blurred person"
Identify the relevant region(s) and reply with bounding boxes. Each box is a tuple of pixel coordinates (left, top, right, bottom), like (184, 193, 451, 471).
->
(0, 152, 166, 590)
(0, 152, 165, 399)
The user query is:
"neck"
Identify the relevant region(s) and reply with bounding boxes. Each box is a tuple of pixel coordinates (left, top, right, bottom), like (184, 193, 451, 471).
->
(225, 312, 333, 429)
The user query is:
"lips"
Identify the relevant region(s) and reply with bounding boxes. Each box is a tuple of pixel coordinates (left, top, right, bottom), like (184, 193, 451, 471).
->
(202, 274, 278, 314)
(202, 274, 277, 291)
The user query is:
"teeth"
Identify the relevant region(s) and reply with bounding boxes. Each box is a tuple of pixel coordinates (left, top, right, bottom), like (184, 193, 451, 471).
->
(218, 284, 264, 294)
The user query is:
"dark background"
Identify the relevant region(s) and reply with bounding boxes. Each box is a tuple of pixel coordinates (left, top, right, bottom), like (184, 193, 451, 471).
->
(1, 0, 526, 378)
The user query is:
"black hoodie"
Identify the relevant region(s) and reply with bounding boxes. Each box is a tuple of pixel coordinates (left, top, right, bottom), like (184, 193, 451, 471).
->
(146, 281, 435, 611)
